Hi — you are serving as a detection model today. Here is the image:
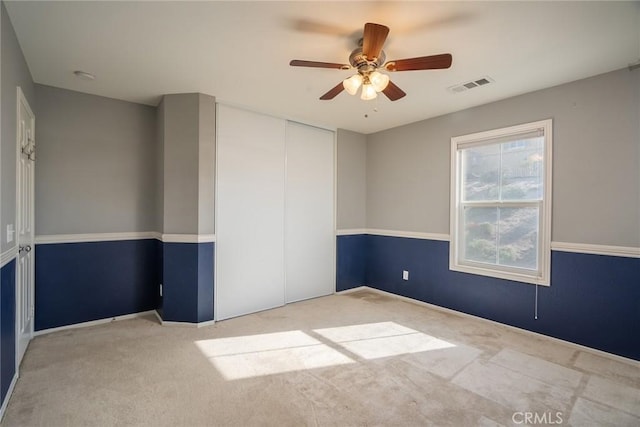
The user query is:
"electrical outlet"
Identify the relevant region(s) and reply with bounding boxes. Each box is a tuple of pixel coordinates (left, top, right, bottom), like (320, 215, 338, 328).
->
(402, 270, 409, 281)
(6, 224, 14, 243)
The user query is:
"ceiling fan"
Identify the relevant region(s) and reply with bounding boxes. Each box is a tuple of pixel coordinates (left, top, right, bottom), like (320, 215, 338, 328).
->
(290, 22, 452, 101)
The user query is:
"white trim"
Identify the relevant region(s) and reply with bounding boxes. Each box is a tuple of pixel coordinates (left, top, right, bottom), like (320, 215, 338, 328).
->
(214, 103, 220, 321)
(551, 241, 640, 258)
(33, 310, 156, 336)
(351, 286, 640, 367)
(336, 228, 449, 241)
(154, 310, 216, 328)
(366, 228, 450, 241)
(153, 309, 163, 324)
(336, 228, 368, 236)
(0, 373, 18, 422)
(0, 246, 18, 268)
(335, 286, 368, 295)
(16, 86, 37, 371)
(335, 229, 640, 258)
(161, 233, 216, 243)
(451, 120, 548, 146)
(452, 263, 550, 286)
(34, 232, 218, 244)
(333, 131, 338, 297)
(35, 231, 161, 244)
(449, 119, 553, 286)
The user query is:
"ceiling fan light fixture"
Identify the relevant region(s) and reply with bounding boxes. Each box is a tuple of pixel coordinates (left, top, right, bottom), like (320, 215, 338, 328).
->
(360, 83, 377, 100)
(369, 71, 390, 92)
(343, 74, 363, 95)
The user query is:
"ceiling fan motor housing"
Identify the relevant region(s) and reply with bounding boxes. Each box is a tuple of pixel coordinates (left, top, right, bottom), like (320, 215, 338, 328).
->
(349, 47, 386, 74)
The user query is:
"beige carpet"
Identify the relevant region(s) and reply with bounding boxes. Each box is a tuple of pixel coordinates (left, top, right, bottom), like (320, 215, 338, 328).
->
(2, 289, 639, 426)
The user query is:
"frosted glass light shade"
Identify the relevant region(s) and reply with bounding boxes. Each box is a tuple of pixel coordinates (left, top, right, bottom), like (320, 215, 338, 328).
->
(360, 83, 378, 100)
(343, 74, 363, 95)
(369, 71, 390, 92)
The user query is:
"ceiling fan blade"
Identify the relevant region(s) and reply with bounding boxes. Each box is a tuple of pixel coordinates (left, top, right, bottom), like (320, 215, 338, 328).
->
(362, 23, 389, 60)
(382, 80, 406, 101)
(320, 82, 345, 100)
(287, 18, 352, 37)
(385, 54, 452, 72)
(290, 60, 349, 69)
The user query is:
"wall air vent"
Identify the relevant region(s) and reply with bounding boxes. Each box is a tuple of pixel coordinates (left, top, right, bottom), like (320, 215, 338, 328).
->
(448, 76, 494, 94)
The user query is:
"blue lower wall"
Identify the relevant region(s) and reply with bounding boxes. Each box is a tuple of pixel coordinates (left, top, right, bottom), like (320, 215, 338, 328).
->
(336, 234, 367, 292)
(197, 243, 214, 323)
(35, 239, 214, 330)
(1, 260, 16, 403)
(35, 240, 159, 330)
(162, 242, 214, 323)
(337, 234, 640, 361)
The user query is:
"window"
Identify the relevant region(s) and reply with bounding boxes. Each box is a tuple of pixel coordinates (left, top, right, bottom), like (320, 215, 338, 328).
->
(450, 120, 552, 285)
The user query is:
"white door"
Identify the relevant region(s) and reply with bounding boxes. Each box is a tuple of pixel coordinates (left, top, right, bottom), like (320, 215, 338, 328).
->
(215, 105, 286, 320)
(16, 87, 35, 365)
(285, 122, 335, 303)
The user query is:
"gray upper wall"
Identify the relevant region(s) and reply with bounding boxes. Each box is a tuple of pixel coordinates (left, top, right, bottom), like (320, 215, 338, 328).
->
(160, 93, 215, 236)
(34, 84, 157, 235)
(161, 94, 200, 235)
(1, 1, 34, 252)
(197, 93, 215, 235)
(336, 129, 366, 229)
(156, 98, 165, 232)
(367, 68, 640, 247)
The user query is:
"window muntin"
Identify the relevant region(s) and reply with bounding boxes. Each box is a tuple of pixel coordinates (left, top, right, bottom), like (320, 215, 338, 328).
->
(450, 120, 552, 285)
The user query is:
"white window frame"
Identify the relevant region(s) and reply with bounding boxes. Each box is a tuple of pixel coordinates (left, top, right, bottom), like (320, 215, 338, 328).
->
(449, 119, 553, 286)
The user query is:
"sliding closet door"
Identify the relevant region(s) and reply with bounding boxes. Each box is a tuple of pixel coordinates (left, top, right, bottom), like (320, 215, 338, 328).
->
(285, 122, 335, 303)
(216, 105, 286, 320)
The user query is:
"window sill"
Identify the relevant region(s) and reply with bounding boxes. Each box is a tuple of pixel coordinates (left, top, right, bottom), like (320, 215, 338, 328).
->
(449, 263, 550, 286)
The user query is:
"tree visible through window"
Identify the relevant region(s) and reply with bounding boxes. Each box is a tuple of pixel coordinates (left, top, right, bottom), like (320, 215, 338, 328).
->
(450, 120, 552, 285)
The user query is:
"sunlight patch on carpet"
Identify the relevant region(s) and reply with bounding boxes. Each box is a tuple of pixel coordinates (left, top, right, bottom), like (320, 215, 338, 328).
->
(195, 330, 354, 380)
(195, 322, 455, 380)
(314, 321, 456, 359)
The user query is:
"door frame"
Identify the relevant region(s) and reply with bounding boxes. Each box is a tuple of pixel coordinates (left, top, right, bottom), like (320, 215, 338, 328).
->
(15, 86, 35, 368)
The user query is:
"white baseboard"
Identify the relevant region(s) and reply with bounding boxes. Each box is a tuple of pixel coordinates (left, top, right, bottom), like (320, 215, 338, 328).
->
(154, 310, 215, 328)
(0, 373, 18, 422)
(33, 310, 156, 336)
(33, 309, 216, 336)
(335, 286, 367, 295)
(341, 286, 639, 367)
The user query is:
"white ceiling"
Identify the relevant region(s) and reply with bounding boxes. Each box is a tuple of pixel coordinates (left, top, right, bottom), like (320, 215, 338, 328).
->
(5, 1, 640, 134)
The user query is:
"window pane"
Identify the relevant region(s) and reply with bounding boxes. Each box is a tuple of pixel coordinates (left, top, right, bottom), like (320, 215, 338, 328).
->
(497, 207, 539, 270)
(463, 207, 497, 264)
(452, 120, 551, 284)
(462, 145, 500, 201)
(501, 137, 544, 201)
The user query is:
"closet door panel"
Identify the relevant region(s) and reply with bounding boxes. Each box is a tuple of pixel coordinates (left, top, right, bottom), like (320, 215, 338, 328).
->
(216, 105, 286, 320)
(285, 122, 335, 303)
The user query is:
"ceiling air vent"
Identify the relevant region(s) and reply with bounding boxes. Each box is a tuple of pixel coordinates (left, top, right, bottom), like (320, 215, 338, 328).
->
(448, 76, 494, 94)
